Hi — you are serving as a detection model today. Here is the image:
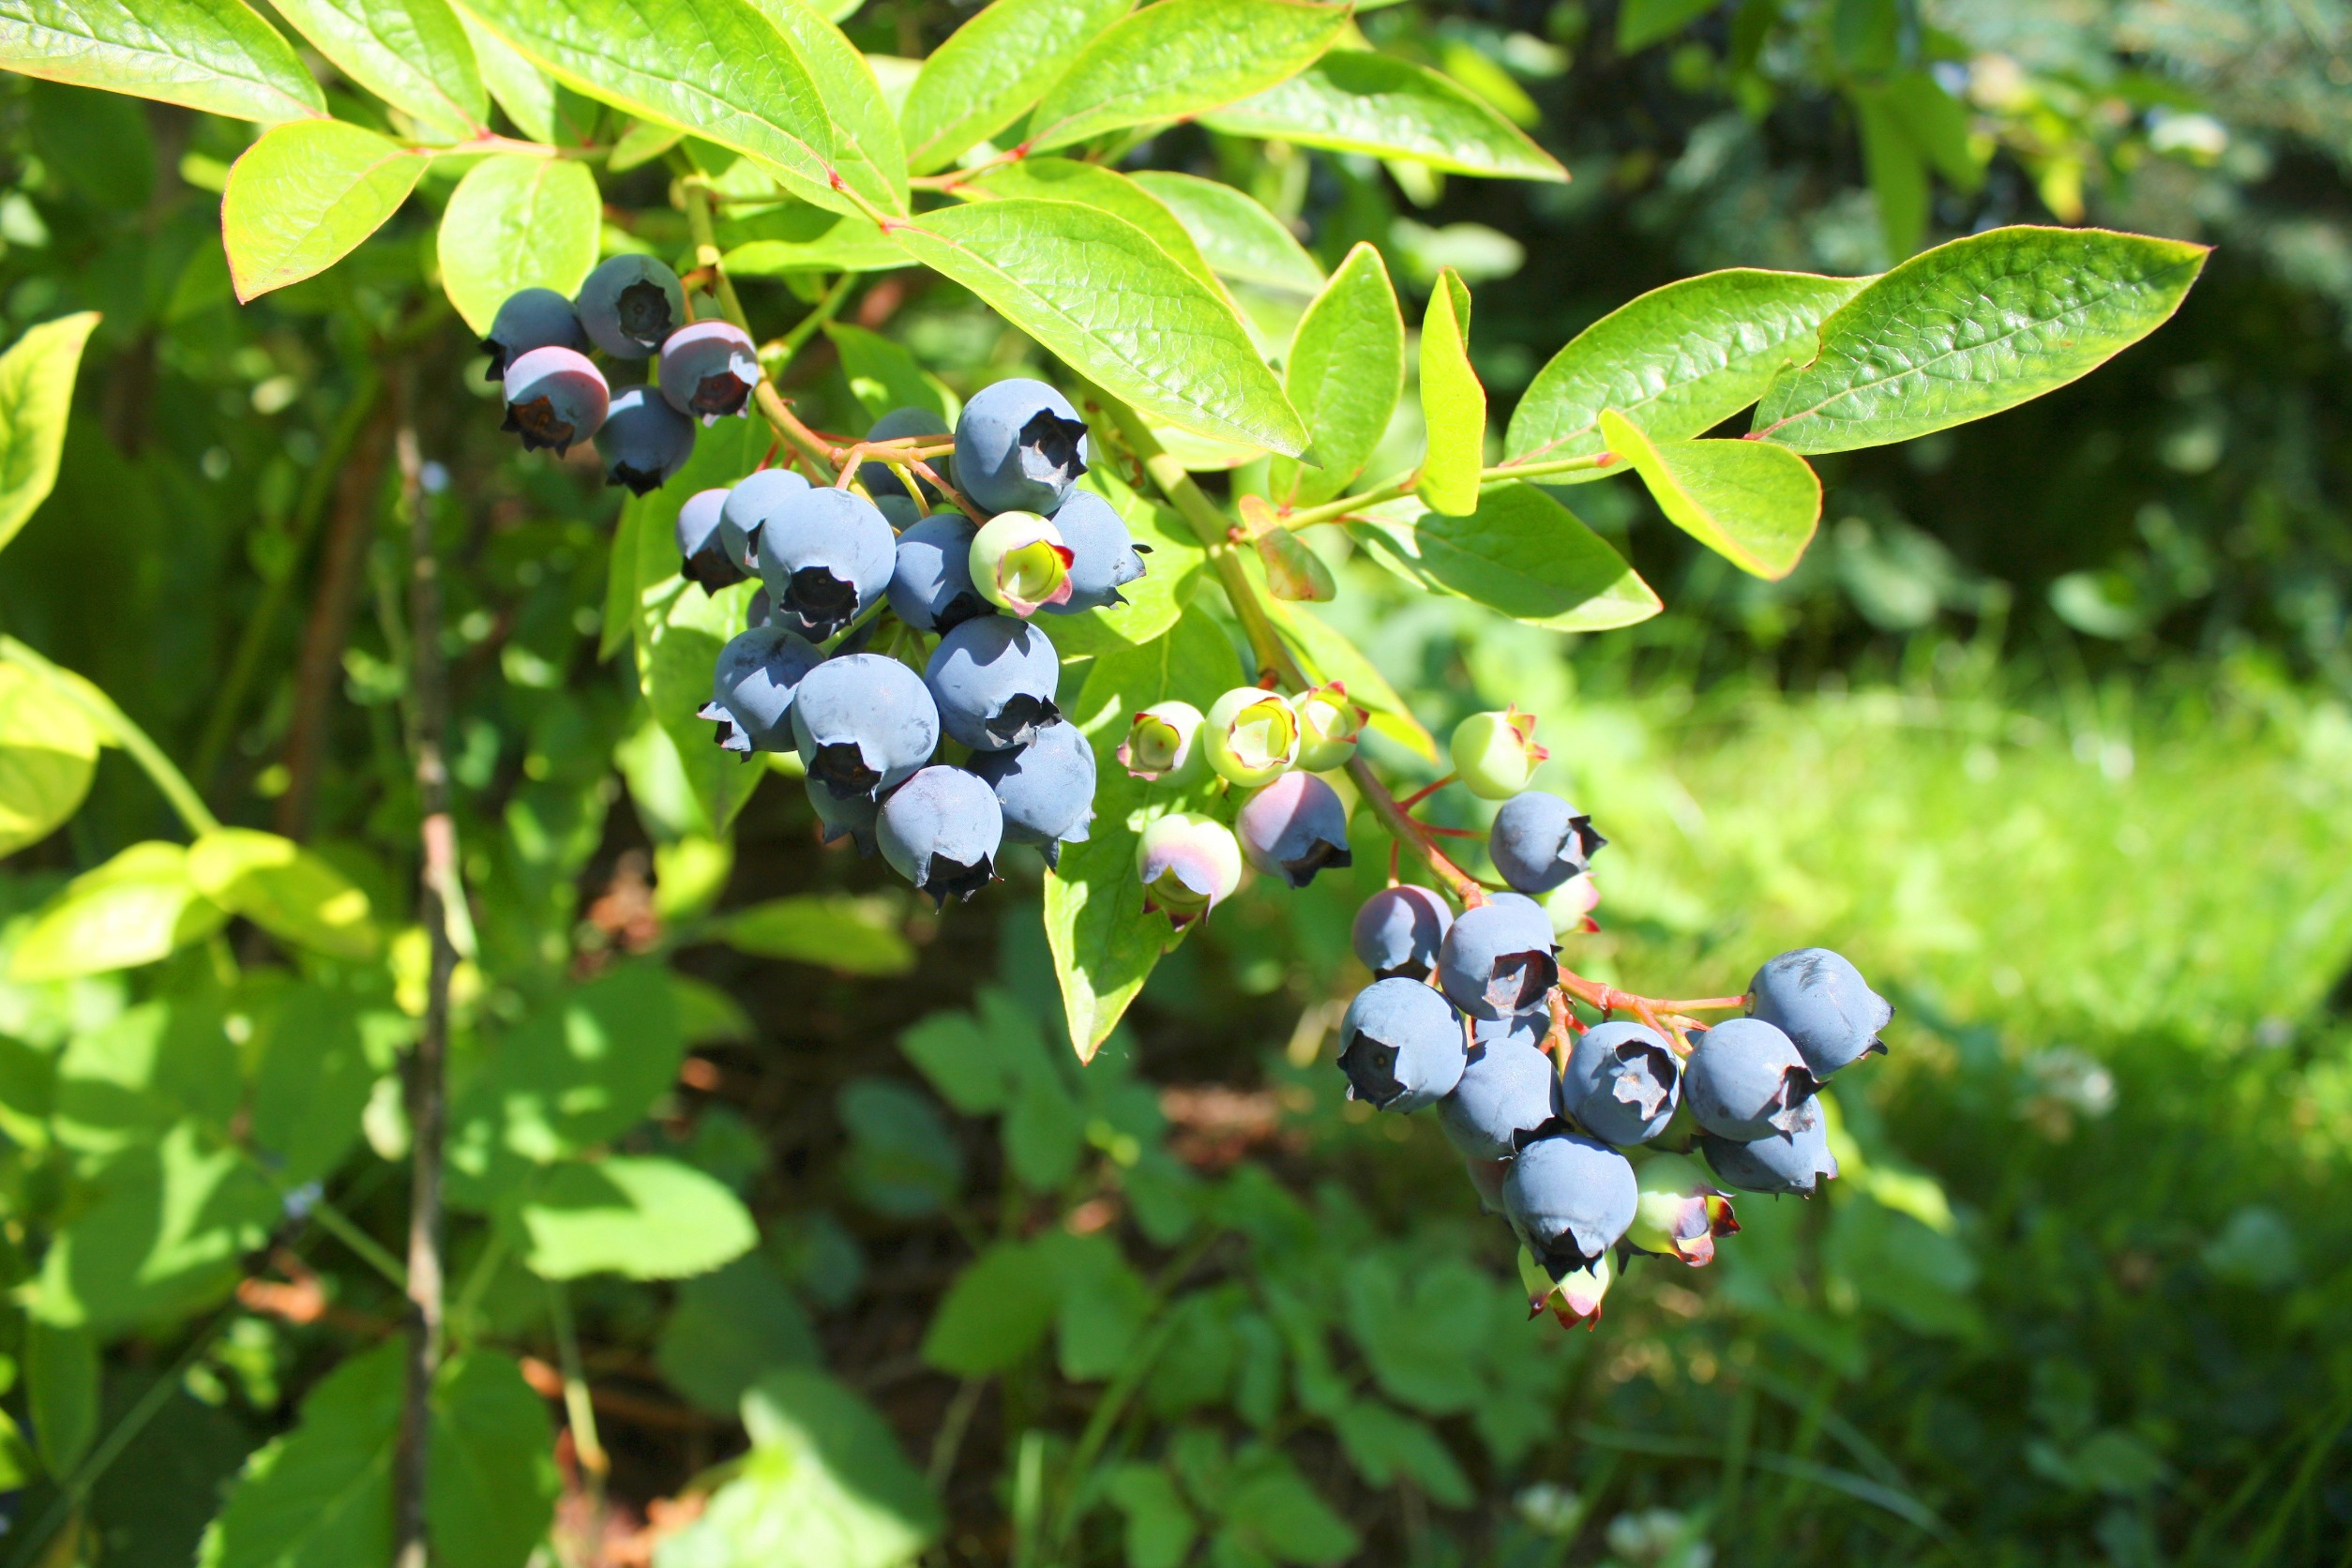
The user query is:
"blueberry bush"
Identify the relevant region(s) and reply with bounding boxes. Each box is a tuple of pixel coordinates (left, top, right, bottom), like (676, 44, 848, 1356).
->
(0, 0, 2341, 1565)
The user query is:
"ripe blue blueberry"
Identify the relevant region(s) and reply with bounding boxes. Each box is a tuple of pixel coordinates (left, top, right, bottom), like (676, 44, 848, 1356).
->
(482, 287, 586, 381)
(791, 653, 940, 801)
(1488, 791, 1606, 895)
(675, 488, 747, 590)
(858, 406, 952, 510)
(954, 377, 1089, 514)
(1683, 1018, 1818, 1140)
(501, 346, 609, 455)
(719, 467, 807, 574)
(878, 765, 1003, 907)
(699, 624, 822, 754)
(886, 513, 988, 633)
(596, 385, 696, 494)
(1234, 772, 1351, 888)
(1336, 977, 1468, 1113)
(1560, 1021, 1680, 1146)
(1437, 894, 1560, 1021)
(1351, 885, 1453, 980)
(1502, 1133, 1639, 1278)
(575, 254, 687, 359)
(657, 320, 761, 422)
(804, 776, 878, 857)
(1748, 947, 1891, 1078)
(1438, 1014, 1559, 1160)
(757, 487, 897, 641)
(967, 720, 1095, 868)
(924, 616, 1062, 752)
(1038, 490, 1146, 614)
(1701, 1119, 1838, 1197)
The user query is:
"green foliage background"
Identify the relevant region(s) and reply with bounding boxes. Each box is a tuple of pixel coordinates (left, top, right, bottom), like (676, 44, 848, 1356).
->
(0, 2, 2345, 1566)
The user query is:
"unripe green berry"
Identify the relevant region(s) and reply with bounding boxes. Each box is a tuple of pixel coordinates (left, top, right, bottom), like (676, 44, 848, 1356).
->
(968, 510, 1074, 615)
(1134, 811, 1243, 927)
(1451, 706, 1549, 800)
(1294, 681, 1367, 771)
(1117, 700, 1209, 785)
(1625, 1151, 1738, 1266)
(1203, 687, 1300, 786)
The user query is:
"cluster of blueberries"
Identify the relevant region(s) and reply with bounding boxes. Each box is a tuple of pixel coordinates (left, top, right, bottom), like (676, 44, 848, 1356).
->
(1339, 761, 1891, 1318)
(484, 254, 758, 494)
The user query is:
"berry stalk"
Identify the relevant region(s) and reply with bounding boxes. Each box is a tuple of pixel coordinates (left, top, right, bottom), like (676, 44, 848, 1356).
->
(679, 177, 840, 480)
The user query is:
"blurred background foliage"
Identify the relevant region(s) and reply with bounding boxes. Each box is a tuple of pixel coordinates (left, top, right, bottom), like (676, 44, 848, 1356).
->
(0, 1, 2347, 1565)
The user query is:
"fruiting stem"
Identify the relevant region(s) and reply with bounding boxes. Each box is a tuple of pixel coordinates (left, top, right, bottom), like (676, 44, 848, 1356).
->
(761, 270, 853, 368)
(1276, 450, 1613, 531)
(1345, 754, 1487, 905)
(679, 178, 840, 479)
(0, 636, 221, 837)
(1397, 773, 1455, 809)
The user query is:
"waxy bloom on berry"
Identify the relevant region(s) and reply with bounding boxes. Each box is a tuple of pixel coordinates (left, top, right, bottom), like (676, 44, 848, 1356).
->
(1135, 812, 1242, 927)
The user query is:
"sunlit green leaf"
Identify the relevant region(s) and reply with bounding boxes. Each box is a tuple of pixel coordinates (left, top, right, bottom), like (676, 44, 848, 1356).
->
(250, 986, 407, 1185)
(0, 310, 98, 556)
(960, 158, 1216, 289)
(1262, 595, 1436, 762)
(1349, 482, 1660, 629)
(188, 825, 380, 959)
(1416, 267, 1484, 516)
(0, 0, 326, 123)
(893, 199, 1305, 455)
(0, 660, 98, 858)
(513, 1154, 759, 1280)
(436, 153, 601, 337)
(1026, 0, 1345, 152)
(921, 1240, 1059, 1375)
(1271, 241, 1402, 506)
(746, 0, 908, 215)
(269, 0, 487, 140)
(53, 998, 240, 1158)
(1200, 49, 1564, 181)
(1600, 408, 1821, 579)
(221, 119, 425, 301)
(827, 321, 957, 423)
(897, 0, 1131, 173)
(1504, 268, 1865, 475)
(8, 840, 227, 982)
(721, 209, 910, 275)
(1753, 226, 2209, 454)
(460, 8, 556, 141)
(1129, 171, 1321, 296)
(717, 894, 914, 975)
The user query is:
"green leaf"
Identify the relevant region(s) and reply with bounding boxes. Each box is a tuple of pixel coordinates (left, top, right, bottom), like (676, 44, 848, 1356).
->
(599, 504, 641, 661)
(1753, 225, 2209, 454)
(837, 1078, 961, 1217)
(1216, 1448, 1359, 1565)
(458, 0, 861, 218)
(1332, 1399, 1471, 1506)
(460, 8, 556, 141)
(656, 1253, 819, 1417)
(721, 209, 910, 275)
(1108, 1465, 1199, 1568)
(960, 158, 1216, 289)
(268, 0, 487, 140)
(746, 0, 908, 215)
(445, 961, 685, 1200)
(1129, 171, 1322, 295)
(1853, 83, 1927, 263)
(1044, 608, 1239, 1057)
(921, 1240, 1060, 1375)
(1046, 1230, 1149, 1380)
(0, 310, 97, 556)
(898, 0, 1131, 173)
(53, 999, 240, 1157)
(656, 1367, 941, 1568)
(25, 1319, 97, 1477)
(8, 840, 228, 982)
(1503, 267, 1866, 475)
(221, 119, 426, 301)
(1416, 267, 1483, 517)
(188, 826, 380, 959)
(1270, 241, 1402, 507)
(1340, 1254, 1490, 1416)
(826, 322, 956, 424)
(512, 1154, 758, 1280)
(1599, 408, 1821, 579)
(199, 1339, 401, 1568)
(1617, 0, 1719, 51)
(250, 986, 405, 1185)
(1199, 50, 1565, 181)
(202, 1341, 557, 1568)
(1027, 0, 1347, 153)
(894, 199, 1305, 455)
(437, 153, 601, 338)
(1260, 596, 1435, 762)
(35, 1120, 277, 1334)
(716, 894, 914, 975)
(0, 660, 98, 857)
(0, 0, 326, 123)
(426, 1351, 562, 1568)
(1349, 482, 1660, 629)
(897, 1007, 1022, 1116)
